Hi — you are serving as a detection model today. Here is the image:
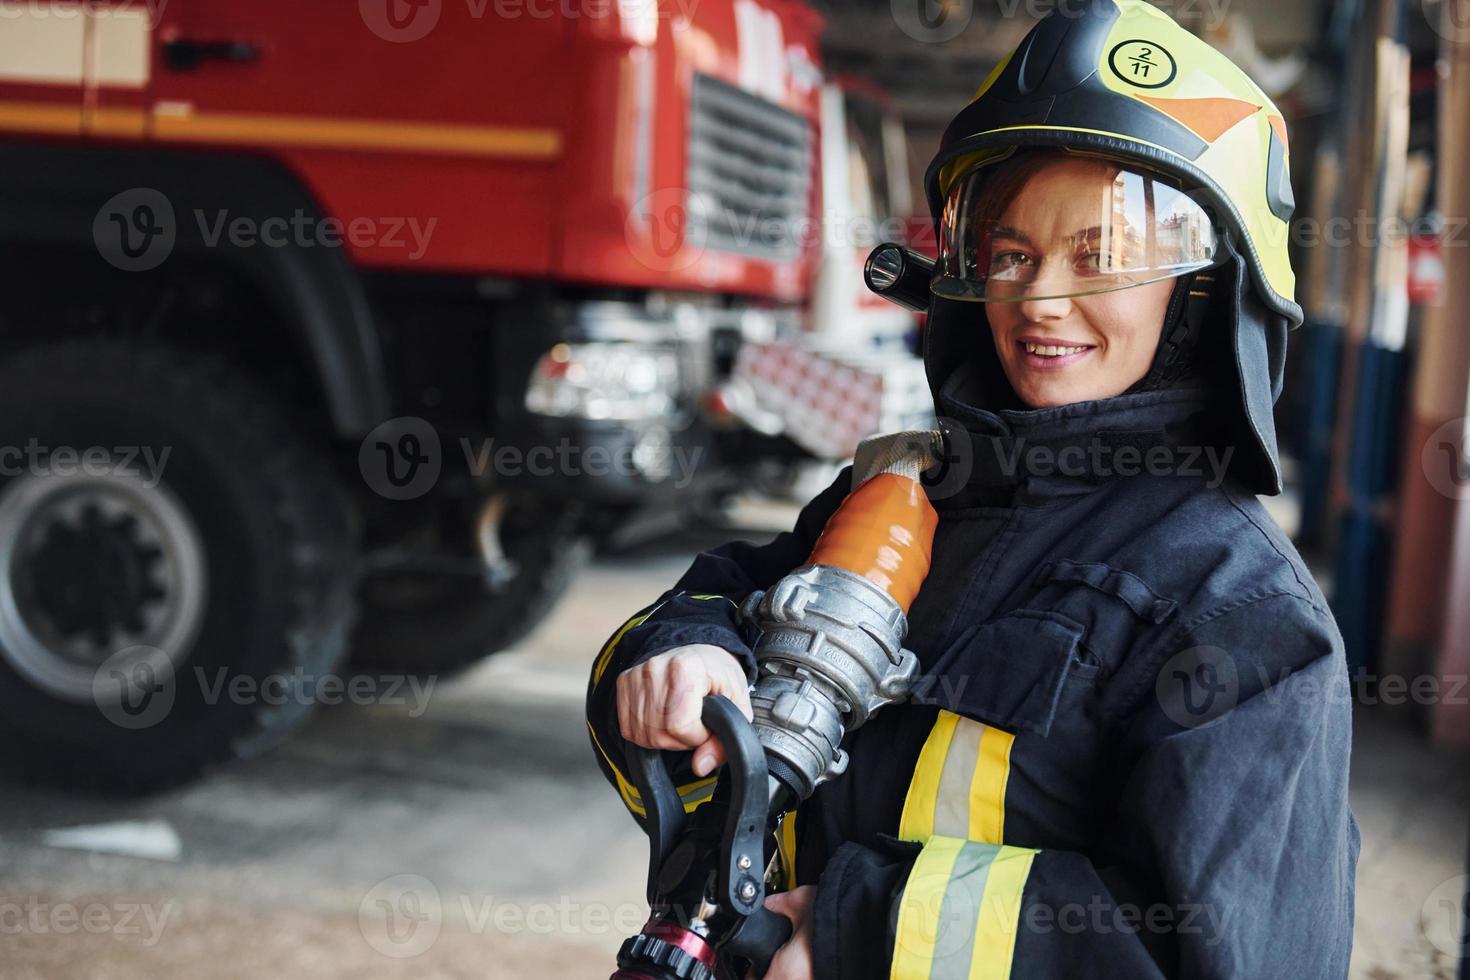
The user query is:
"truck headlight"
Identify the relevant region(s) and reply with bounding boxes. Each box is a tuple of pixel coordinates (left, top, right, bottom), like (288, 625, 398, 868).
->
(524, 342, 680, 421)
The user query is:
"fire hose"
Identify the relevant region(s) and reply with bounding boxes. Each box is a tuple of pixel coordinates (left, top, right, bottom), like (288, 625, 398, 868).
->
(611, 427, 942, 980)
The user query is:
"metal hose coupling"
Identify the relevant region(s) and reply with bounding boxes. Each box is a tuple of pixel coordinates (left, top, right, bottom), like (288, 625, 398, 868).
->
(740, 563, 917, 799)
(740, 430, 942, 801)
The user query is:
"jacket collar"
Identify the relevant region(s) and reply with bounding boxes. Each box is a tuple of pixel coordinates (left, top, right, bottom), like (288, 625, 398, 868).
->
(926, 360, 1228, 504)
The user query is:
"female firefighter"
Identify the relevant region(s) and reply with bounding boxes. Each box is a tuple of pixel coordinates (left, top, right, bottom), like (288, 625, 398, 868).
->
(586, 1, 1358, 977)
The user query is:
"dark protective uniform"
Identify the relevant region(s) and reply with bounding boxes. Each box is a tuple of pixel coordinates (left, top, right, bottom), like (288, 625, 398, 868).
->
(585, 265, 1359, 980)
(587, 0, 1358, 969)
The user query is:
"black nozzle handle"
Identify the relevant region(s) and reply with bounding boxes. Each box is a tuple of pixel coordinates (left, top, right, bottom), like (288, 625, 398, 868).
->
(624, 696, 771, 914)
(626, 730, 687, 907)
(700, 695, 770, 918)
(864, 242, 935, 313)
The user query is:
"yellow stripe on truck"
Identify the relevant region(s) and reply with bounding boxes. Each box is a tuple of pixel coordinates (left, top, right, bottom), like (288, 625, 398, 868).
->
(0, 98, 564, 159)
(0, 100, 83, 136)
(84, 106, 148, 138)
(152, 107, 562, 159)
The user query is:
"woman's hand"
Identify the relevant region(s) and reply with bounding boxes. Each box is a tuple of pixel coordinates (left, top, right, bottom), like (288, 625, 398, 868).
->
(615, 644, 753, 777)
(750, 886, 815, 980)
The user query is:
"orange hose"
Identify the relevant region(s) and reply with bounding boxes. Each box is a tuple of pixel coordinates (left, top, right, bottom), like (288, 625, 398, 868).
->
(806, 473, 938, 612)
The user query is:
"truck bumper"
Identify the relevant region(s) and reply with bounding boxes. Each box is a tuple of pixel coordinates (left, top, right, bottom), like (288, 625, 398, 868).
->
(490, 297, 736, 506)
(491, 415, 720, 505)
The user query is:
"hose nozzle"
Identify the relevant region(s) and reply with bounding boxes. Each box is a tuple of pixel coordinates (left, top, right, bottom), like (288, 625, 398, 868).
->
(743, 433, 941, 799)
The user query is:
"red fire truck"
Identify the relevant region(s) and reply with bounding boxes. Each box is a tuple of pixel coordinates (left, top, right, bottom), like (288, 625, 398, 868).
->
(0, 0, 844, 790)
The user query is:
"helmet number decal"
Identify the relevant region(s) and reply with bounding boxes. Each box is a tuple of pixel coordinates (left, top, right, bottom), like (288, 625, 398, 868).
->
(1108, 40, 1177, 89)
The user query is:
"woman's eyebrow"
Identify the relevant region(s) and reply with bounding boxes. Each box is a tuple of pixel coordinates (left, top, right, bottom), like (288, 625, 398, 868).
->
(991, 224, 1106, 245)
(991, 224, 1032, 245)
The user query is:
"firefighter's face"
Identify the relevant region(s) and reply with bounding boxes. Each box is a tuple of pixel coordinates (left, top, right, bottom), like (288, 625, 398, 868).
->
(982, 158, 1176, 409)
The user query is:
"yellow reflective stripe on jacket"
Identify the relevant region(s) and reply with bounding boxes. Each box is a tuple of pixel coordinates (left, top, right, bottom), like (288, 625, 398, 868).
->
(899, 711, 1016, 845)
(591, 593, 738, 687)
(774, 809, 799, 891)
(591, 606, 659, 688)
(678, 778, 717, 811)
(589, 592, 739, 818)
(587, 721, 647, 814)
(890, 836, 1037, 980)
(585, 721, 717, 818)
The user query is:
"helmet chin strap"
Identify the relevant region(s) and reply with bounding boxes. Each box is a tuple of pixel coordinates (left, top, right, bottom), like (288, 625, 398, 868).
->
(1124, 271, 1215, 394)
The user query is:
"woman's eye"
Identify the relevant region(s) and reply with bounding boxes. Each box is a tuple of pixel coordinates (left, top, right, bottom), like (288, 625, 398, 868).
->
(1075, 250, 1104, 275)
(988, 250, 1033, 280)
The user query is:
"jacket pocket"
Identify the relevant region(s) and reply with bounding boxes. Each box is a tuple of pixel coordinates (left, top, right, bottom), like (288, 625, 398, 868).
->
(1036, 559, 1177, 624)
(909, 609, 1086, 738)
(1026, 559, 1180, 675)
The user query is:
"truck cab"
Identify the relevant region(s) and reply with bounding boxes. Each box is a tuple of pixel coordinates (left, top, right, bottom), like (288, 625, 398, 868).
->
(0, 0, 841, 791)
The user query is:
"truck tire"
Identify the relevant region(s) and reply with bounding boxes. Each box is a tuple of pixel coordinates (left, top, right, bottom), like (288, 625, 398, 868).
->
(0, 342, 356, 793)
(351, 491, 589, 677)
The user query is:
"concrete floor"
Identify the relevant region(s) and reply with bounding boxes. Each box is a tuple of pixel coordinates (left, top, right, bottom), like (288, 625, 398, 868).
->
(0, 511, 1466, 979)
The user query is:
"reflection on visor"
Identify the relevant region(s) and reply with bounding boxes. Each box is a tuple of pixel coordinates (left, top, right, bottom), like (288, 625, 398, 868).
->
(934, 159, 1220, 302)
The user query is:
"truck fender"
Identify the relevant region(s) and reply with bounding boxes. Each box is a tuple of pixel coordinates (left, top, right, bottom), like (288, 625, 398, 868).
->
(0, 142, 390, 438)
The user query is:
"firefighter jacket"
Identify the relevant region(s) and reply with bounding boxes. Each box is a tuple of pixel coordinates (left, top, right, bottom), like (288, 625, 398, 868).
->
(586, 360, 1358, 979)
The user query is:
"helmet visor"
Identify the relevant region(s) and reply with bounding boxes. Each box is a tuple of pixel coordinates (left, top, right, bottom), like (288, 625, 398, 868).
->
(934, 156, 1222, 303)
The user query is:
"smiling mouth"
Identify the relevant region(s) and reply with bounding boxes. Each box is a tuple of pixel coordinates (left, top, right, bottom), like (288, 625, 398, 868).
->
(1015, 339, 1096, 367)
(1022, 342, 1090, 356)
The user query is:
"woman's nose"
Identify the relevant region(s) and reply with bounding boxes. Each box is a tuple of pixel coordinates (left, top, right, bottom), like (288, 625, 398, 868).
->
(1016, 291, 1073, 321)
(1008, 256, 1077, 320)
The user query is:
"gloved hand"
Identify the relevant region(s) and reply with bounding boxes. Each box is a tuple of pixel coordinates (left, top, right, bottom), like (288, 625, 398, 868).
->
(616, 644, 754, 777)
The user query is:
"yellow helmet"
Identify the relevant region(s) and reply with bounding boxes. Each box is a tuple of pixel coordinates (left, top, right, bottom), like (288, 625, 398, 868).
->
(927, 0, 1300, 326)
(913, 0, 1300, 495)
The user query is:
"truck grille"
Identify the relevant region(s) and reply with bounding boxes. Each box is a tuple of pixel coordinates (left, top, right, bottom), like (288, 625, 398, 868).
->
(687, 73, 813, 261)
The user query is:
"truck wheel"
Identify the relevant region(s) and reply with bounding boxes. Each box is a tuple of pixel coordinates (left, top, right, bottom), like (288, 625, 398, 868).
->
(0, 342, 356, 793)
(351, 491, 589, 677)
